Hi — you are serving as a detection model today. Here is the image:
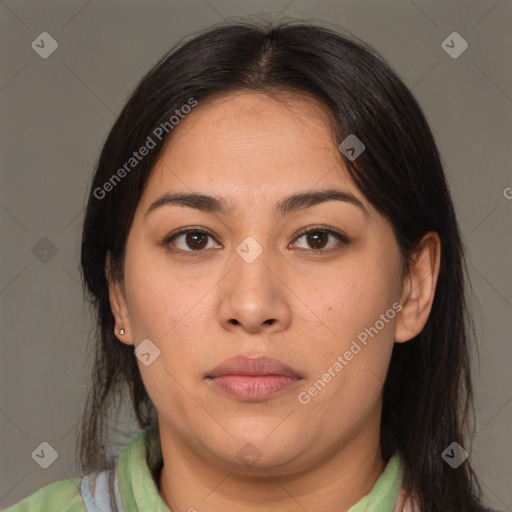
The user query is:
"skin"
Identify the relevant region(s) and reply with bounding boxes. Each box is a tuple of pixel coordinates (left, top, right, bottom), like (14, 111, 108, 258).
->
(107, 91, 441, 512)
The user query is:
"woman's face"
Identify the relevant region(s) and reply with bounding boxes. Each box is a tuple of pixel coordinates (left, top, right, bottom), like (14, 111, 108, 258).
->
(113, 91, 407, 474)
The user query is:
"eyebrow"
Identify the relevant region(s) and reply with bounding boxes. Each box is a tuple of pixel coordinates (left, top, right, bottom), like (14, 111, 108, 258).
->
(145, 188, 368, 220)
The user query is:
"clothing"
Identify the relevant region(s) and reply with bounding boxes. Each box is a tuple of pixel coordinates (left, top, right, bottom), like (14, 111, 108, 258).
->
(4, 425, 408, 511)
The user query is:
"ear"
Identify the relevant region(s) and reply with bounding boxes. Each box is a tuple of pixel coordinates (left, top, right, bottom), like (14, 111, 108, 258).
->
(105, 251, 134, 346)
(395, 232, 441, 343)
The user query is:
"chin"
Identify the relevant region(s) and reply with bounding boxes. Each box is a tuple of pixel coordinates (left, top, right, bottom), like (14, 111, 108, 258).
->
(213, 431, 307, 475)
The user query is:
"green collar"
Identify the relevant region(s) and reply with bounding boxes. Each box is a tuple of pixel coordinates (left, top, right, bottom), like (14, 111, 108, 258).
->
(348, 453, 403, 511)
(117, 424, 168, 511)
(117, 426, 403, 511)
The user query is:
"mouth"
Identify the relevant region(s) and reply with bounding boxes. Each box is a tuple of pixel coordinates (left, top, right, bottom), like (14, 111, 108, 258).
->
(205, 356, 303, 402)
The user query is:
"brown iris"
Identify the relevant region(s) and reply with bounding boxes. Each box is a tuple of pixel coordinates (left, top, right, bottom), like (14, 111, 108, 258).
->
(305, 231, 329, 250)
(186, 232, 209, 250)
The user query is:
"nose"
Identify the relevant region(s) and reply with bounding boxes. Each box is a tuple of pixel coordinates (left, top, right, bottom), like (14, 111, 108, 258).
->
(216, 244, 292, 335)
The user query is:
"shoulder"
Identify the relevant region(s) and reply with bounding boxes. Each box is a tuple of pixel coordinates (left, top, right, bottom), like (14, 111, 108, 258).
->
(3, 426, 162, 512)
(2, 477, 86, 512)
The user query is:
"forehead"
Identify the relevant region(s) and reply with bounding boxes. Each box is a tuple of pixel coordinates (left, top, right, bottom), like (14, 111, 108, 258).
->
(142, 91, 367, 212)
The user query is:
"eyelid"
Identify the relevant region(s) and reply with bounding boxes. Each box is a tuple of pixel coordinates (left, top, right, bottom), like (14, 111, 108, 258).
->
(293, 224, 349, 241)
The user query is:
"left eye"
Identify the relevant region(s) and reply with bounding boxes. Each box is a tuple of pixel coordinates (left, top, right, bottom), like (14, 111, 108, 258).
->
(292, 228, 348, 252)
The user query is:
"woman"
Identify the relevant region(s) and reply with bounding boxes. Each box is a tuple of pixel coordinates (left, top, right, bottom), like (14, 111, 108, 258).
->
(6, 20, 503, 512)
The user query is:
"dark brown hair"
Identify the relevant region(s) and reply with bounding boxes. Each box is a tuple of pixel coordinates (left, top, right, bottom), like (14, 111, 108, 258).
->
(79, 20, 490, 511)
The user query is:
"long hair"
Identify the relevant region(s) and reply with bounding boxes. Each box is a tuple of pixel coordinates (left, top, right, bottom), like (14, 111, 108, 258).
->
(79, 20, 489, 511)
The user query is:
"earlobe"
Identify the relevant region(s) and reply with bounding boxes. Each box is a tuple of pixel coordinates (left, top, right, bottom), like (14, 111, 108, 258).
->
(394, 232, 441, 344)
(105, 252, 134, 346)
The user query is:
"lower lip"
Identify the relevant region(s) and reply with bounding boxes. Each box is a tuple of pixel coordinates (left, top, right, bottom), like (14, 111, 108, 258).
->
(207, 375, 301, 401)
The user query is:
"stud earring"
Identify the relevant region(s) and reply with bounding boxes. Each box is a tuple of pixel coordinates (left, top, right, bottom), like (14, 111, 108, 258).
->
(119, 329, 125, 335)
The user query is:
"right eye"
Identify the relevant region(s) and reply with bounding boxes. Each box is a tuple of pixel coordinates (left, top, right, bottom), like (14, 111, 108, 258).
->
(163, 227, 222, 254)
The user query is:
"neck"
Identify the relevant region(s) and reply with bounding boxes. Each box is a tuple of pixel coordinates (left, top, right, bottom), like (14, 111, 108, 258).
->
(157, 419, 386, 512)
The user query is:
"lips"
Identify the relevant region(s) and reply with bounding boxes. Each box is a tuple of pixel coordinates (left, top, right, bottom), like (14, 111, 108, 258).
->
(206, 356, 303, 402)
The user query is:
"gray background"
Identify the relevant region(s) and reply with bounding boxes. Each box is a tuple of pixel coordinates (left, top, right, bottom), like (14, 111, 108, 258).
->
(1, 0, 511, 509)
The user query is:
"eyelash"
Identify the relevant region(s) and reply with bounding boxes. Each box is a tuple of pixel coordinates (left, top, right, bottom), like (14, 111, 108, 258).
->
(161, 225, 350, 257)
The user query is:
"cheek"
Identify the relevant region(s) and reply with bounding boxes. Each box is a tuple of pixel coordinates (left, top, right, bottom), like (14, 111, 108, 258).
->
(310, 255, 401, 345)
(298, 249, 400, 407)
(124, 242, 200, 336)
(297, 275, 397, 443)
(124, 267, 176, 339)
(123, 247, 218, 379)
(122, 255, 210, 417)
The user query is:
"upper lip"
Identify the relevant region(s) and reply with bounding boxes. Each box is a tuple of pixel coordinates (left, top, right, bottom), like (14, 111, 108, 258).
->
(207, 356, 302, 379)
